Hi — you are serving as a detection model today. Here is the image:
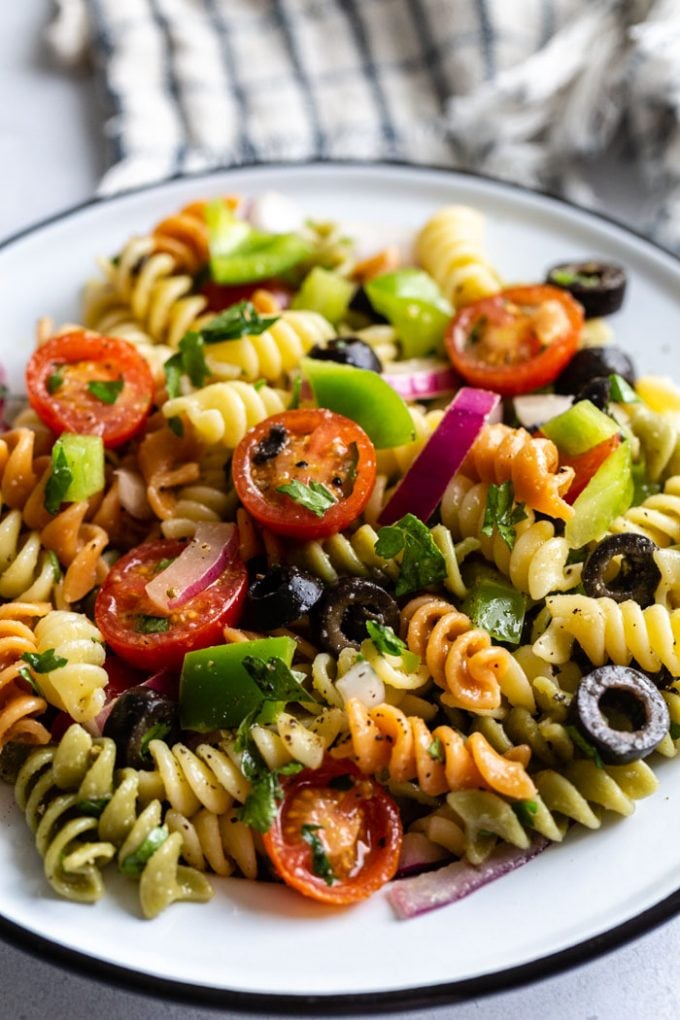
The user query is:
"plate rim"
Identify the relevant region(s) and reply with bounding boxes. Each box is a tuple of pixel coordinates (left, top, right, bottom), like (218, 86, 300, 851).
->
(1, 158, 679, 1012)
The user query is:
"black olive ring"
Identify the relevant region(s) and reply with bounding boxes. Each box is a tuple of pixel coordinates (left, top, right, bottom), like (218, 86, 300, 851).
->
(582, 533, 661, 608)
(573, 665, 670, 764)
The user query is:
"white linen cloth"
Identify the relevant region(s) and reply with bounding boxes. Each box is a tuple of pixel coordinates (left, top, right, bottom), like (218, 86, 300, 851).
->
(49, 0, 680, 251)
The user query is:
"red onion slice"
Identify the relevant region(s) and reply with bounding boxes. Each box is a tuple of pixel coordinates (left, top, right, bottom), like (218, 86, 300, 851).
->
(396, 832, 451, 878)
(145, 522, 239, 613)
(388, 837, 550, 919)
(382, 360, 459, 400)
(379, 386, 501, 526)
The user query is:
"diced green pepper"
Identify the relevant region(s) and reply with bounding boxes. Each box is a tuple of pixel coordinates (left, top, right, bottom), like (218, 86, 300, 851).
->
(540, 400, 619, 456)
(462, 566, 527, 645)
(364, 270, 452, 358)
(44, 434, 105, 515)
(179, 636, 296, 731)
(291, 267, 355, 324)
(206, 200, 311, 285)
(565, 440, 634, 547)
(301, 357, 416, 449)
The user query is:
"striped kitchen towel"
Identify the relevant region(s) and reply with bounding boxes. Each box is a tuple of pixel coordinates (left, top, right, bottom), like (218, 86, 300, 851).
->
(49, 0, 680, 251)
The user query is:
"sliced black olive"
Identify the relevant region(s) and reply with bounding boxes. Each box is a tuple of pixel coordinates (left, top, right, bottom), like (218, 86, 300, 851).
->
(572, 665, 670, 764)
(546, 261, 627, 318)
(348, 285, 389, 324)
(582, 534, 661, 608)
(246, 565, 324, 629)
(252, 424, 288, 465)
(103, 687, 180, 769)
(308, 336, 382, 373)
(572, 376, 611, 411)
(554, 346, 636, 395)
(312, 577, 400, 655)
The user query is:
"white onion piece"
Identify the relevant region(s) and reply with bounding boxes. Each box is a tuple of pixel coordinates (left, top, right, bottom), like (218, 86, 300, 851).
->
(388, 838, 550, 919)
(379, 386, 501, 526)
(396, 833, 450, 877)
(335, 661, 385, 707)
(145, 522, 238, 613)
(248, 191, 305, 234)
(382, 359, 459, 401)
(114, 467, 153, 520)
(513, 393, 573, 429)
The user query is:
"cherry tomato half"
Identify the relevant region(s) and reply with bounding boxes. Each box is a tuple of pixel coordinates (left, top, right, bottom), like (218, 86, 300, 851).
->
(26, 331, 155, 447)
(232, 408, 376, 541)
(262, 757, 402, 905)
(561, 433, 621, 504)
(445, 285, 583, 397)
(94, 538, 247, 670)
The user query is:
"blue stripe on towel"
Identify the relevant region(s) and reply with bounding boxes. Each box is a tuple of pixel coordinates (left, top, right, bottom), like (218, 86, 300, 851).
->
(88, 0, 126, 164)
(272, 0, 328, 157)
(475, 0, 496, 80)
(204, 0, 256, 163)
(148, 0, 188, 174)
(339, 0, 399, 155)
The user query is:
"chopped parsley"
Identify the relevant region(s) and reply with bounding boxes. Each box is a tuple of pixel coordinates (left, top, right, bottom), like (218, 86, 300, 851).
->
(164, 331, 210, 398)
(481, 481, 527, 550)
(44, 441, 73, 515)
(512, 799, 539, 828)
(197, 301, 279, 343)
(46, 366, 64, 394)
(365, 619, 420, 672)
(134, 614, 171, 635)
(427, 737, 444, 762)
(17, 665, 42, 695)
(566, 725, 604, 768)
(139, 722, 173, 760)
(22, 648, 68, 673)
(167, 415, 184, 437)
(87, 376, 124, 404)
(300, 824, 336, 886)
(276, 479, 337, 517)
(119, 826, 169, 877)
(375, 514, 447, 596)
(77, 795, 111, 818)
(242, 656, 318, 707)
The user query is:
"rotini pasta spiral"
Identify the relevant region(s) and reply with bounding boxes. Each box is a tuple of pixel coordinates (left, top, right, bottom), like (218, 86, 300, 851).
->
(29, 611, 108, 722)
(402, 596, 535, 712)
(462, 423, 575, 521)
(609, 475, 680, 546)
(162, 380, 289, 447)
(441, 474, 582, 599)
(333, 699, 536, 802)
(205, 310, 335, 383)
(0, 602, 51, 750)
(533, 594, 680, 676)
(415, 204, 502, 306)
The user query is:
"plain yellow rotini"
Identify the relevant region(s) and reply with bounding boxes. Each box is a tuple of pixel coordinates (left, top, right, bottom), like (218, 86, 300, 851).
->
(415, 204, 502, 306)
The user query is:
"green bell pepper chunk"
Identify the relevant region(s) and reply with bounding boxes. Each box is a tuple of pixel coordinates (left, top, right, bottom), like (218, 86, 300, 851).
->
(179, 636, 296, 731)
(462, 566, 527, 645)
(301, 357, 415, 449)
(540, 400, 619, 456)
(206, 199, 311, 284)
(364, 270, 452, 358)
(291, 267, 355, 324)
(565, 440, 634, 547)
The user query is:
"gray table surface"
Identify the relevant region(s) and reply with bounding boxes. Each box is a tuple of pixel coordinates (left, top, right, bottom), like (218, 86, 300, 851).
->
(2, 4, 679, 1018)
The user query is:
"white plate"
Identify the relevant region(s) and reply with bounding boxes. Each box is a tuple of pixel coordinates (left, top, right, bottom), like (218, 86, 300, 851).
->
(1, 163, 679, 1010)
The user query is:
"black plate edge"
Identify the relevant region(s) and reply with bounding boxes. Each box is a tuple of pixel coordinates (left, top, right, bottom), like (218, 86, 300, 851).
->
(1, 157, 678, 265)
(1, 158, 679, 1013)
(2, 886, 680, 1014)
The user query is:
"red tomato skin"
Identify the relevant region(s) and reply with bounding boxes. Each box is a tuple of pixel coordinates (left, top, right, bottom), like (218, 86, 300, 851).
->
(262, 757, 403, 905)
(26, 331, 154, 448)
(445, 285, 583, 397)
(94, 539, 247, 670)
(232, 409, 377, 541)
(562, 433, 622, 503)
(200, 280, 292, 313)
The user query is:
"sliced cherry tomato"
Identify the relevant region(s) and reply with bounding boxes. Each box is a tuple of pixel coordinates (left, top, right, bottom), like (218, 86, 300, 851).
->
(200, 279, 292, 313)
(445, 285, 583, 397)
(232, 408, 376, 540)
(94, 538, 247, 670)
(26, 331, 154, 447)
(561, 433, 622, 504)
(262, 756, 402, 905)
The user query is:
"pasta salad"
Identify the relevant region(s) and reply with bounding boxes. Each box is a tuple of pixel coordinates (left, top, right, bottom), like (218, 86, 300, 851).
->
(1, 192, 679, 921)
